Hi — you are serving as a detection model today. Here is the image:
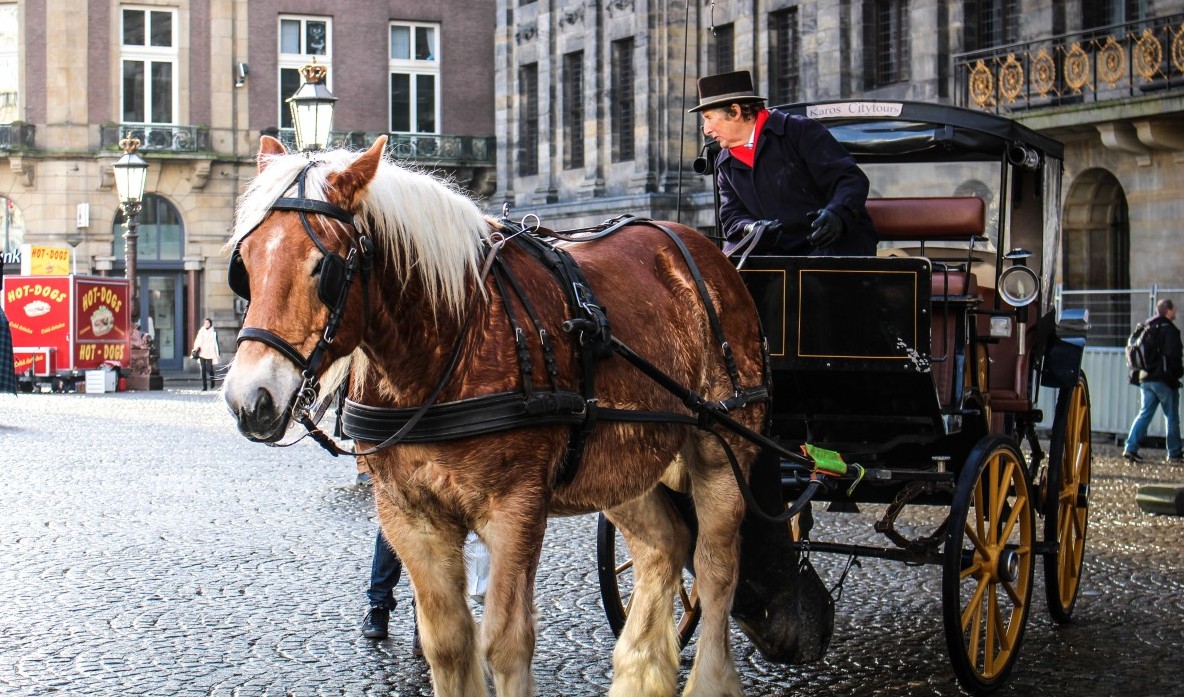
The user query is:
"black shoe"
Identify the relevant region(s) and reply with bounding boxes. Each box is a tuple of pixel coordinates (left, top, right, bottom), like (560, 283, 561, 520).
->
(362, 607, 390, 639)
(1123, 451, 1143, 463)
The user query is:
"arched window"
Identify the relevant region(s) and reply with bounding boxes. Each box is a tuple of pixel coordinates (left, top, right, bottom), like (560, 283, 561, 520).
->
(1062, 168, 1130, 345)
(112, 193, 183, 261)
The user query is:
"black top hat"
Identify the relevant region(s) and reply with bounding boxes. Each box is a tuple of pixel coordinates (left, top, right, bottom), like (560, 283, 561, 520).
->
(688, 70, 766, 113)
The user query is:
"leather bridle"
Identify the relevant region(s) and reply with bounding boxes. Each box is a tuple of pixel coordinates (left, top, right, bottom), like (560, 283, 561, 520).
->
(228, 161, 373, 423)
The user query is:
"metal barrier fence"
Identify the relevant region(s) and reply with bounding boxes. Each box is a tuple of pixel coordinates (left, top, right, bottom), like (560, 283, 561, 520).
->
(1055, 285, 1184, 348)
(1042, 285, 1184, 439)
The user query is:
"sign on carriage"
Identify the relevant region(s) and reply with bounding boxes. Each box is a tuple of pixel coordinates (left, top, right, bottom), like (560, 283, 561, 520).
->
(805, 101, 903, 119)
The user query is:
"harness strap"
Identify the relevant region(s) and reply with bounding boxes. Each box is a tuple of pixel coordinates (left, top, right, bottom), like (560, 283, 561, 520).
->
(489, 265, 534, 397)
(343, 390, 588, 442)
(494, 255, 563, 392)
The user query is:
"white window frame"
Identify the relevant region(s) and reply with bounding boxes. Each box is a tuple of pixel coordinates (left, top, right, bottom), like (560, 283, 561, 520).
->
(0, 4, 18, 124)
(388, 21, 440, 134)
(120, 5, 178, 125)
(278, 15, 332, 130)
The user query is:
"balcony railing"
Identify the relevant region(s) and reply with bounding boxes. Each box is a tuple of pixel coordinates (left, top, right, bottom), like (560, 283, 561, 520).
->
(273, 129, 496, 165)
(100, 123, 211, 152)
(0, 122, 35, 150)
(954, 13, 1184, 113)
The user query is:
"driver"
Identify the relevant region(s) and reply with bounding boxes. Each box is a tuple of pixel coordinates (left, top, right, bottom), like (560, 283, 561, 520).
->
(691, 70, 877, 256)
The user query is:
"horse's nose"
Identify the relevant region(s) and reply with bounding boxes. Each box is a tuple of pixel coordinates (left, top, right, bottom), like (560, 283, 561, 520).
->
(234, 386, 285, 441)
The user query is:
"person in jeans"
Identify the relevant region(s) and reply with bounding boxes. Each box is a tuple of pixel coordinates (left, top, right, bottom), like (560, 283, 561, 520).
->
(361, 528, 421, 654)
(1124, 298, 1184, 463)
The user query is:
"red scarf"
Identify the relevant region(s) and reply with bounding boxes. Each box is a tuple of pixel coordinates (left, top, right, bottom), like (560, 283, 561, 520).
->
(727, 109, 769, 168)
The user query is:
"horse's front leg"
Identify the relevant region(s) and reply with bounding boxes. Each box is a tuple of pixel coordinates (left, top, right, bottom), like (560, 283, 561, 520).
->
(378, 501, 484, 697)
(478, 494, 548, 697)
(605, 487, 688, 697)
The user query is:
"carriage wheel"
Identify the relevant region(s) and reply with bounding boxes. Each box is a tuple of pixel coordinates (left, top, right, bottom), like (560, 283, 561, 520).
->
(942, 436, 1035, 695)
(1043, 373, 1092, 623)
(596, 513, 700, 648)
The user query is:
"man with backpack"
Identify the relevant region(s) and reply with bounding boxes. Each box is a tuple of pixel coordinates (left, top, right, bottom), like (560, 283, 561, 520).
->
(1123, 298, 1184, 463)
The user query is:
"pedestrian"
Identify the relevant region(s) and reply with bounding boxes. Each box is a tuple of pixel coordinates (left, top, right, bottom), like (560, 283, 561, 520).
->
(0, 305, 18, 395)
(1123, 298, 1184, 463)
(191, 318, 220, 391)
(690, 70, 877, 259)
(362, 528, 422, 654)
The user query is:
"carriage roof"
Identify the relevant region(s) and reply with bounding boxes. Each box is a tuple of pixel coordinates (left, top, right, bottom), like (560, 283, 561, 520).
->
(777, 100, 1064, 163)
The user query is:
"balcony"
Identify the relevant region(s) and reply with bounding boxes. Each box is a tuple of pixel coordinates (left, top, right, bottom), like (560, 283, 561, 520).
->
(953, 13, 1184, 114)
(272, 129, 496, 166)
(0, 122, 35, 150)
(100, 123, 211, 153)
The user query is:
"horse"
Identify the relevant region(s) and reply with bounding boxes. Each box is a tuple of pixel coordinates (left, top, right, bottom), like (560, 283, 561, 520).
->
(222, 135, 819, 697)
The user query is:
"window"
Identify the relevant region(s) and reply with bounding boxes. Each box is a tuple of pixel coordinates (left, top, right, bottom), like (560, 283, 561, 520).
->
(967, 0, 1020, 50)
(518, 63, 538, 176)
(768, 9, 800, 105)
(389, 22, 439, 133)
(121, 7, 177, 124)
(710, 23, 734, 75)
(611, 38, 635, 162)
(1082, 0, 1145, 28)
(113, 194, 183, 262)
(278, 16, 331, 130)
(0, 4, 17, 124)
(562, 51, 584, 170)
(864, 0, 909, 87)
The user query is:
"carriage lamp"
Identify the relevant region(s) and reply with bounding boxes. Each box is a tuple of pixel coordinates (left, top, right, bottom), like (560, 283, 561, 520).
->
(112, 137, 149, 326)
(287, 61, 337, 151)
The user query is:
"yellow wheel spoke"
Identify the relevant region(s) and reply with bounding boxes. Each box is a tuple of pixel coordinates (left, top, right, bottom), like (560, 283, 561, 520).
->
(615, 559, 633, 575)
(999, 492, 1026, 542)
(961, 573, 990, 630)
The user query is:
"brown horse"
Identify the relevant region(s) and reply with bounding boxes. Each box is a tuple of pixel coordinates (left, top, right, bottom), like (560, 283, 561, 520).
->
(222, 135, 778, 696)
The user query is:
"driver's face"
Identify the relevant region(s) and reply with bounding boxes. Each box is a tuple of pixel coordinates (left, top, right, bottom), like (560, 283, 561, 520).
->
(701, 106, 752, 149)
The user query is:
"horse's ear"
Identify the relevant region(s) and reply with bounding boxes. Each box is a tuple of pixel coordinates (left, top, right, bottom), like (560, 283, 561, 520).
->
(328, 135, 388, 209)
(258, 136, 287, 172)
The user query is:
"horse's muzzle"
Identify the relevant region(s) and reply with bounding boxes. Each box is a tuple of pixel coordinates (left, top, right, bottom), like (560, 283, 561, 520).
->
(228, 385, 291, 443)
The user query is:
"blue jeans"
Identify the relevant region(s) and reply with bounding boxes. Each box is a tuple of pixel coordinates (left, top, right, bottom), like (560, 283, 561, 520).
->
(367, 529, 403, 609)
(1125, 380, 1182, 457)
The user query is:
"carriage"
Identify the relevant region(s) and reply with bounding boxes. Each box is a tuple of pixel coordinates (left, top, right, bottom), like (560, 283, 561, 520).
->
(596, 101, 1092, 694)
(222, 100, 1090, 697)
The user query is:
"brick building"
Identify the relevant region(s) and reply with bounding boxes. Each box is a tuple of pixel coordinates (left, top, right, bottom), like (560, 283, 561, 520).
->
(0, 0, 496, 369)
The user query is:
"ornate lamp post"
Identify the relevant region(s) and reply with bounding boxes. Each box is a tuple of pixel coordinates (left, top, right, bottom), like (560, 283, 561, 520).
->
(112, 137, 160, 390)
(287, 61, 337, 151)
(112, 137, 148, 324)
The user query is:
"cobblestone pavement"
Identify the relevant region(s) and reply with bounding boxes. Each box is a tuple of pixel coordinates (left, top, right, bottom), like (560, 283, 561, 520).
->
(1, 388, 1182, 696)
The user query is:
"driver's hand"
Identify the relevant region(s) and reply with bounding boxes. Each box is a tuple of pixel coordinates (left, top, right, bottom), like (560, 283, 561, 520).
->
(806, 209, 844, 248)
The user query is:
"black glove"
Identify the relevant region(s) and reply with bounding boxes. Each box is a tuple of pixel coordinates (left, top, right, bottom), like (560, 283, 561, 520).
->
(744, 219, 783, 250)
(806, 209, 844, 248)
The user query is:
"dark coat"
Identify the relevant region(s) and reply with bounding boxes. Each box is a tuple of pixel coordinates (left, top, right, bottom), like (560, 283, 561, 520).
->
(716, 109, 877, 255)
(1142, 314, 1183, 388)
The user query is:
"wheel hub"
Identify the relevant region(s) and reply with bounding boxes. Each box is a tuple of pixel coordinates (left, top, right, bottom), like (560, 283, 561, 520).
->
(996, 548, 1020, 584)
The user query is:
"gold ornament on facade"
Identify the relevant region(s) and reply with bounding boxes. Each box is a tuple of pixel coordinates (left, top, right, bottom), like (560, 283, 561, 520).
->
(1031, 48, 1056, 96)
(1063, 42, 1089, 93)
(969, 60, 994, 108)
(999, 54, 1024, 103)
(1098, 35, 1125, 88)
(1134, 28, 1162, 80)
(1173, 24, 1184, 74)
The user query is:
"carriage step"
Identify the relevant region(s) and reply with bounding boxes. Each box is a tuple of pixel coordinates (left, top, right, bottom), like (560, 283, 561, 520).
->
(1135, 484, 1184, 516)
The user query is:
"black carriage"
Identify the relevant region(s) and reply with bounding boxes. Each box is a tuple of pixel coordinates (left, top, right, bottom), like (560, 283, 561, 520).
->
(597, 101, 1092, 694)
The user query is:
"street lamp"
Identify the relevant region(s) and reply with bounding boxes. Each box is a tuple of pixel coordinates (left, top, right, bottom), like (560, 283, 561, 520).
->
(112, 137, 148, 327)
(287, 61, 337, 151)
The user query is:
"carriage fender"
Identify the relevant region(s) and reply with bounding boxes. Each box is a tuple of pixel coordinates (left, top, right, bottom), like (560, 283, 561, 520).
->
(1040, 335, 1085, 390)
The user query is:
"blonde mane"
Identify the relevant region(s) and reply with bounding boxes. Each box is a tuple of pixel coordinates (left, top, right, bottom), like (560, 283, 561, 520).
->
(230, 146, 492, 316)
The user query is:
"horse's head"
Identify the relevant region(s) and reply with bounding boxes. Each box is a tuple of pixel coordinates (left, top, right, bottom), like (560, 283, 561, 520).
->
(222, 135, 387, 442)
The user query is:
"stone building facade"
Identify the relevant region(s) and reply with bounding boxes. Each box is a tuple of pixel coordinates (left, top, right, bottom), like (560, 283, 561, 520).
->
(0, 0, 495, 369)
(495, 0, 1184, 343)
